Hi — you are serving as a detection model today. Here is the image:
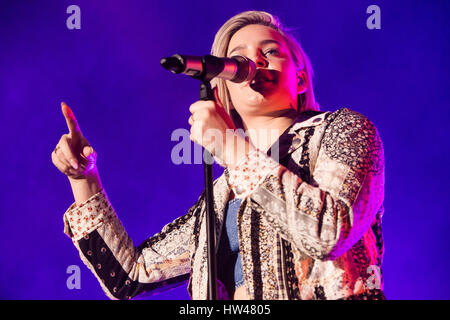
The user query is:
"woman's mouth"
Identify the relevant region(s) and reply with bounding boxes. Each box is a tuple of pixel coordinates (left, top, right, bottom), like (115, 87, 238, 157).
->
(248, 70, 277, 91)
(251, 77, 273, 85)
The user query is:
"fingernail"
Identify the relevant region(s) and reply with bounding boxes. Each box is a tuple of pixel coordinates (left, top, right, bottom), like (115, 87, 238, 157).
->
(70, 159, 78, 170)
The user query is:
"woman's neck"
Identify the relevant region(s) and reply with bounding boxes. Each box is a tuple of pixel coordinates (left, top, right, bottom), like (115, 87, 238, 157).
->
(239, 108, 297, 153)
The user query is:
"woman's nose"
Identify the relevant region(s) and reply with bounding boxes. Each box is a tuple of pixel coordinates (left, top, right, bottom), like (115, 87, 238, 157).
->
(255, 59, 268, 67)
(251, 52, 268, 68)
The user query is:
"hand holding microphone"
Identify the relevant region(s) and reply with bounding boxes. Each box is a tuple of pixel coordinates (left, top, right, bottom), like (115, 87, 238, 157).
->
(162, 54, 256, 168)
(188, 86, 253, 169)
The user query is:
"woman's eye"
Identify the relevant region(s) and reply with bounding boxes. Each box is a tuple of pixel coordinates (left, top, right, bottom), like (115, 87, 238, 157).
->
(264, 49, 280, 56)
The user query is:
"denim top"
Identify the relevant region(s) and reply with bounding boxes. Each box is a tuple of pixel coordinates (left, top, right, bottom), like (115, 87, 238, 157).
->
(217, 198, 244, 296)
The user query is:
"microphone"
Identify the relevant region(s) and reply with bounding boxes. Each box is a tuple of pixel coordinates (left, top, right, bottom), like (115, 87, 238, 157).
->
(160, 54, 256, 83)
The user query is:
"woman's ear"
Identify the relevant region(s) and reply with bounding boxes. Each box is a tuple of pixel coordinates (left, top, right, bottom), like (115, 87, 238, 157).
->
(296, 70, 308, 94)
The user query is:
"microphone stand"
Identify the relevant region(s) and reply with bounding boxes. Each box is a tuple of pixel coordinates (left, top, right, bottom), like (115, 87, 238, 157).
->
(161, 55, 222, 300)
(198, 80, 218, 300)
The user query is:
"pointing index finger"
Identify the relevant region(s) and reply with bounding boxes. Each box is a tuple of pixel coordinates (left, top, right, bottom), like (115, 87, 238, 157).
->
(61, 102, 81, 135)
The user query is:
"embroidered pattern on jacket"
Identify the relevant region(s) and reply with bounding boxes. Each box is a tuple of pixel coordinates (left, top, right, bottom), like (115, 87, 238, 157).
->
(63, 107, 386, 300)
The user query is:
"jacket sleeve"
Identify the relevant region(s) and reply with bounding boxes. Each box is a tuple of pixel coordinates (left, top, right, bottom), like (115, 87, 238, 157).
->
(63, 188, 203, 300)
(227, 108, 385, 260)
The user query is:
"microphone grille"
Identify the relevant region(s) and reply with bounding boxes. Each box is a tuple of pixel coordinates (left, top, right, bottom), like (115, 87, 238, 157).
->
(160, 56, 184, 74)
(230, 56, 256, 83)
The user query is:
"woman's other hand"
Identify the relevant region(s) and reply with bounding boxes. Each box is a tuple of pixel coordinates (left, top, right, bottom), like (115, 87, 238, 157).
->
(52, 102, 98, 181)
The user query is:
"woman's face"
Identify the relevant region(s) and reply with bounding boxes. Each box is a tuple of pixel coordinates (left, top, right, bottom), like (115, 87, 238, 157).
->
(225, 24, 303, 117)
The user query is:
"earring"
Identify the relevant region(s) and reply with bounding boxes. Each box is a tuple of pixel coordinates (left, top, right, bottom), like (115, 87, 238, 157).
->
(297, 72, 306, 87)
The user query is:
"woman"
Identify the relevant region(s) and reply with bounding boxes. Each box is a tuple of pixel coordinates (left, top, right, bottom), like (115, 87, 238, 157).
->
(52, 11, 385, 300)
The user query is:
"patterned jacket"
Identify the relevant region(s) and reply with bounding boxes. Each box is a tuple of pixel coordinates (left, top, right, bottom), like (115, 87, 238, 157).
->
(63, 107, 385, 300)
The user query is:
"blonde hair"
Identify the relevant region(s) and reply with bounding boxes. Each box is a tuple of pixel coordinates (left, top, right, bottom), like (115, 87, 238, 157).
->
(210, 10, 319, 123)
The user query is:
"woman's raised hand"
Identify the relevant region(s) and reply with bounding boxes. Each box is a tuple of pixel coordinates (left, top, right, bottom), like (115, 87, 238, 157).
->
(52, 102, 98, 180)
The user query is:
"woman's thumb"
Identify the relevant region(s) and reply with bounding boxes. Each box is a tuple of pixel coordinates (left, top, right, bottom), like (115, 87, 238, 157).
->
(82, 145, 95, 158)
